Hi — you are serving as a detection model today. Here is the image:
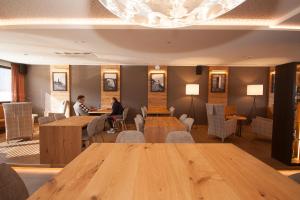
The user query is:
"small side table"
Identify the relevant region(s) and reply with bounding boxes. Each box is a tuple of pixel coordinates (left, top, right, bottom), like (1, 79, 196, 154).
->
(226, 115, 247, 137)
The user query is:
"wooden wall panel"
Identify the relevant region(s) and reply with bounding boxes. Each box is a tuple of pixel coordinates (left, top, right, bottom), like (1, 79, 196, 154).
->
(208, 66, 229, 105)
(100, 65, 121, 108)
(148, 66, 168, 109)
(50, 65, 70, 117)
(267, 67, 275, 118)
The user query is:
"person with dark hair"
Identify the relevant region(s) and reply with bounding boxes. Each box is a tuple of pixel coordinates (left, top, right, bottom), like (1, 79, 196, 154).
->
(107, 97, 124, 133)
(73, 95, 95, 116)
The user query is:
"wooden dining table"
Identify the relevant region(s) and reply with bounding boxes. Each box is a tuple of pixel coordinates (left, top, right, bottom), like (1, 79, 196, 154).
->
(147, 107, 171, 115)
(39, 116, 95, 166)
(29, 143, 300, 200)
(88, 108, 112, 116)
(144, 116, 186, 143)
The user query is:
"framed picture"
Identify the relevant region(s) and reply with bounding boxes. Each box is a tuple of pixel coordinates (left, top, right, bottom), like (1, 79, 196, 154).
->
(103, 73, 118, 91)
(211, 74, 226, 93)
(52, 72, 67, 91)
(150, 73, 165, 92)
(271, 74, 275, 93)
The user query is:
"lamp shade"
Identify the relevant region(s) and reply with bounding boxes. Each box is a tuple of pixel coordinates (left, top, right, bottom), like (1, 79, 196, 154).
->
(186, 84, 199, 95)
(247, 84, 263, 96)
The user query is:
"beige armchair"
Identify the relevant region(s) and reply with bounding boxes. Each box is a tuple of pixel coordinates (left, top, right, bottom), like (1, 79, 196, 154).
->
(251, 117, 273, 140)
(206, 104, 237, 142)
(3, 102, 33, 142)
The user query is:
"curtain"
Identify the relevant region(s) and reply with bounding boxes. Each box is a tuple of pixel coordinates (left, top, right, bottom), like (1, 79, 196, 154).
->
(11, 63, 25, 102)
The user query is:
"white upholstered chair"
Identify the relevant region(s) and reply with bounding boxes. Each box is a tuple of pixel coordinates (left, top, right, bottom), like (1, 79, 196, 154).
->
(141, 106, 147, 119)
(165, 131, 195, 143)
(3, 102, 33, 141)
(53, 113, 66, 120)
(183, 118, 194, 132)
(169, 106, 175, 117)
(115, 107, 129, 130)
(134, 115, 144, 133)
(38, 116, 55, 125)
(251, 117, 273, 140)
(83, 115, 106, 147)
(206, 104, 237, 142)
(0, 163, 29, 200)
(179, 114, 188, 122)
(116, 130, 145, 143)
(136, 114, 144, 122)
(46, 100, 68, 117)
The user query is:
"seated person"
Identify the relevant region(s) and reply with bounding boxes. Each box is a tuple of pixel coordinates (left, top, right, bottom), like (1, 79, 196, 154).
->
(107, 97, 124, 133)
(73, 95, 95, 116)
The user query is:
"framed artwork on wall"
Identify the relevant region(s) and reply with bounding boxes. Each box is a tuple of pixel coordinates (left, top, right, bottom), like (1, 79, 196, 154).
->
(103, 73, 118, 91)
(211, 74, 226, 93)
(150, 73, 165, 92)
(52, 72, 67, 91)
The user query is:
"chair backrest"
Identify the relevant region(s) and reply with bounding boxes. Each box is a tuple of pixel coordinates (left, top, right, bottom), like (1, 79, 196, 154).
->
(165, 131, 195, 143)
(0, 163, 29, 200)
(59, 100, 68, 114)
(136, 114, 144, 122)
(141, 107, 147, 118)
(122, 107, 129, 120)
(38, 116, 55, 125)
(206, 104, 226, 133)
(134, 116, 144, 132)
(179, 114, 188, 122)
(143, 106, 148, 112)
(54, 113, 66, 121)
(169, 106, 175, 116)
(116, 130, 145, 143)
(3, 102, 33, 141)
(87, 115, 106, 137)
(183, 118, 194, 132)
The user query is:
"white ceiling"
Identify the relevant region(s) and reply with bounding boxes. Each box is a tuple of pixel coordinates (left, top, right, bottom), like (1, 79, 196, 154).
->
(0, 0, 300, 66)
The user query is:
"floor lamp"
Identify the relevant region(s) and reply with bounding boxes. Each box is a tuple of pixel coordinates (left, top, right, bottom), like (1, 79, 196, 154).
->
(186, 84, 199, 119)
(247, 84, 263, 121)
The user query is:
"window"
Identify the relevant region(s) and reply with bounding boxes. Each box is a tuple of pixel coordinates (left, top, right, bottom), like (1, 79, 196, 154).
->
(0, 66, 12, 102)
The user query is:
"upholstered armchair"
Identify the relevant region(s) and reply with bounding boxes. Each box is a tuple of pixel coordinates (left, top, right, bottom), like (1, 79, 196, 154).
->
(3, 102, 33, 141)
(206, 104, 237, 142)
(251, 117, 273, 140)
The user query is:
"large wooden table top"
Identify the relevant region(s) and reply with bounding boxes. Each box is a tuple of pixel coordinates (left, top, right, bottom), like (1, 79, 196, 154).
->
(144, 117, 186, 143)
(147, 107, 170, 115)
(89, 108, 112, 115)
(41, 116, 95, 127)
(29, 143, 300, 200)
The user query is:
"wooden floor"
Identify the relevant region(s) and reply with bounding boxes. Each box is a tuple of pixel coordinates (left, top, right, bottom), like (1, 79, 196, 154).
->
(0, 124, 300, 171)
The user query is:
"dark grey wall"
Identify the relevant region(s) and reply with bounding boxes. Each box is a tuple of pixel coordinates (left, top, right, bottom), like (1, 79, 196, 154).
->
(25, 65, 50, 116)
(70, 65, 101, 115)
(228, 67, 269, 118)
(168, 66, 209, 124)
(25, 65, 269, 123)
(121, 65, 148, 122)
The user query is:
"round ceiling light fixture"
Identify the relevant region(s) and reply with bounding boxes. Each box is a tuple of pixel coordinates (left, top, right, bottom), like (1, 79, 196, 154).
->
(98, 0, 246, 28)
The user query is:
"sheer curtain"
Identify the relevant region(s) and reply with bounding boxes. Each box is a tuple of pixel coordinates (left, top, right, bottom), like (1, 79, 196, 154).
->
(11, 63, 25, 102)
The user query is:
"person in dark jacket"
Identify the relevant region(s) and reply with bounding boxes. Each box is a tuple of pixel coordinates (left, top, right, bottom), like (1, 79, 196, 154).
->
(107, 97, 124, 133)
